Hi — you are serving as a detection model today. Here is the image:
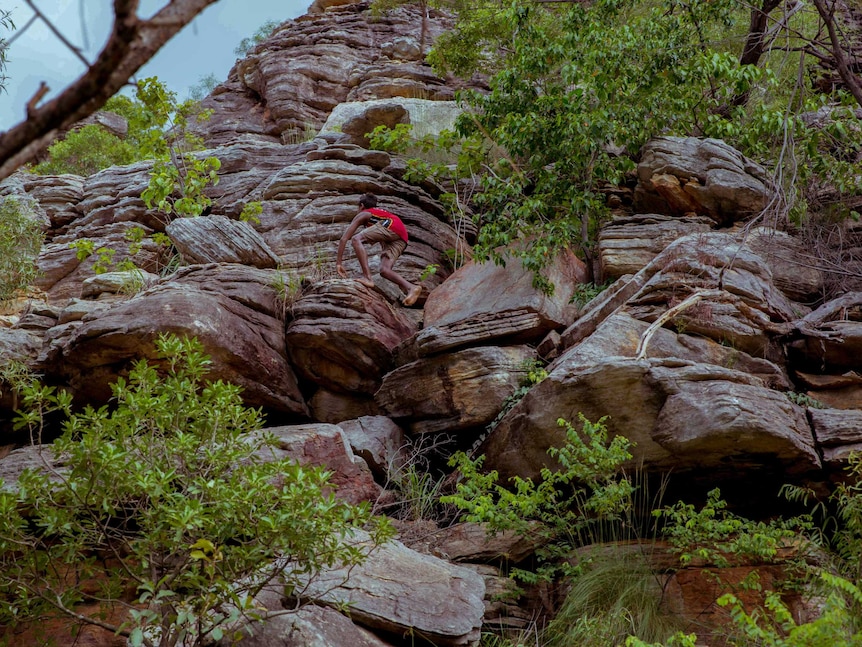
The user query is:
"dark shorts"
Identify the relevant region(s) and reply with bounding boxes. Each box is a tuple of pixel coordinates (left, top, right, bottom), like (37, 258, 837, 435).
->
(358, 223, 407, 263)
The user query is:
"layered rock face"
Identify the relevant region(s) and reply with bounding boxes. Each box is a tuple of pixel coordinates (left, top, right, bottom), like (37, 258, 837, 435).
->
(2, 0, 862, 645)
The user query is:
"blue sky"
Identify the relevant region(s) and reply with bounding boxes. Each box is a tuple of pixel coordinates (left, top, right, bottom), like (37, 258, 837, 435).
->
(0, 0, 308, 129)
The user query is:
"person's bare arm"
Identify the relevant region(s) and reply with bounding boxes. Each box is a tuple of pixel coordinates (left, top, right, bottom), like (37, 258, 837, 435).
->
(336, 211, 371, 276)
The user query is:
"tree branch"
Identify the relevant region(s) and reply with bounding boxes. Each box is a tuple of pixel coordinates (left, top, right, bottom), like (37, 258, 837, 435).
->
(812, 0, 862, 108)
(0, 0, 223, 180)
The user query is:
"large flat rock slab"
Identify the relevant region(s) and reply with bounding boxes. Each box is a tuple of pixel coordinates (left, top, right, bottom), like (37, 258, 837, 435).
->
(298, 531, 485, 647)
(375, 345, 536, 435)
(478, 357, 820, 486)
(417, 250, 586, 356)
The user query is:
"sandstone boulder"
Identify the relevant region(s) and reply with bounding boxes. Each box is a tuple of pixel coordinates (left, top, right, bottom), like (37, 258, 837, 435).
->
(338, 416, 408, 480)
(286, 280, 418, 395)
(191, 3, 472, 146)
(297, 530, 486, 647)
(49, 264, 307, 416)
(789, 292, 862, 373)
(166, 215, 281, 267)
(563, 311, 791, 389)
(376, 345, 537, 436)
(320, 98, 461, 148)
(598, 213, 714, 281)
(255, 156, 465, 290)
(478, 357, 820, 486)
(415, 250, 587, 357)
(307, 389, 380, 424)
(808, 408, 862, 468)
(255, 424, 382, 505)
(624, 233, 800, 360)
(635, 137, 772, 224)
(745, 228, 824, 303)
(231, 604, 394, 647)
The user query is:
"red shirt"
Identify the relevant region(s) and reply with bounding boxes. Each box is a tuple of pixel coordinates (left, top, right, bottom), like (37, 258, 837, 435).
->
(365, 207, 408, 242)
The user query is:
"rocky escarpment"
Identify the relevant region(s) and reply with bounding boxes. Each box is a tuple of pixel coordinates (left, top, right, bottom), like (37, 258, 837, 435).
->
(2, 1, 862, 645)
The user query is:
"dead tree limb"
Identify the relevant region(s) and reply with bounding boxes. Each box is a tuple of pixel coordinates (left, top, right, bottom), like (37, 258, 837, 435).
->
(812, 0, 862, 108)
(0, 0, 222, 180)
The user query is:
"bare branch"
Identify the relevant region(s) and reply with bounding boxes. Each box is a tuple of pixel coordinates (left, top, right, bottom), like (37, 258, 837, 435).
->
(812, 0, 862, 107)
(0, 0, 223, 180)
(636, 289, 725, 360)
(23, 0, 91, 68)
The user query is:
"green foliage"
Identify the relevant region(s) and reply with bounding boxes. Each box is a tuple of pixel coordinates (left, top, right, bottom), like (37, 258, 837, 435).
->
(188, 73, 219, 102)
(625, 633, 699, 647)
(425, 0, 520, 77)
(783, 453, 862, 586)
(786, 391, 827, 409)
(136, 77, 220, 220)
(544, 549, 683, 647)
(715, 571, 862, 646)
(656, 488, 805, 569)
(32, 93, 163, 176)
(424, 1, 862, 288)
(419, 264, 439, 281)
(239, 201, 263, 225)
(0, 335, 393, 647)
(68, 239, 117, 274)
(32, 124, 138, 176)
(0, 9, 13, 93)
(234, 19, 280, 57)
(0, 195, 43, 302)
(571, 282, 611, 310)
(385, 462, 448, 523)
(485, 359, 548, 435)
(443, 414, 634, 583)
(270, 270, 304, 320)
(453, 0, 762, 286)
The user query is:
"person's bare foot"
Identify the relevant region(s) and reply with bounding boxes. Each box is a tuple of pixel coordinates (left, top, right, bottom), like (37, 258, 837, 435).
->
(403, 285, 422, 306)
(357, 277, 375, 289)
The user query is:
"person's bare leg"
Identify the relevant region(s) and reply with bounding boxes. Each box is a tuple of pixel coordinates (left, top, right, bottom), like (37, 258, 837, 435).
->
(351, 236, 376, 288)
(380, 257, 421, 305)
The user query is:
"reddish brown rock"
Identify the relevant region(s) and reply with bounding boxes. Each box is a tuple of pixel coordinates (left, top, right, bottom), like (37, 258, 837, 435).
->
(634, 137, 772, 224)
(286, 280, 418, 395)
(48, 264, 307, 416)
(256, 423, 382, 505)
(416, 250, 587, 356)
(376, 345, 537, 436)
(189, 3, 485, 147)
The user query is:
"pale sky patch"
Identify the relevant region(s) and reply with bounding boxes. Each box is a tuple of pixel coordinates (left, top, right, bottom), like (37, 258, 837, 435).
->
(0, 0, 309, 129)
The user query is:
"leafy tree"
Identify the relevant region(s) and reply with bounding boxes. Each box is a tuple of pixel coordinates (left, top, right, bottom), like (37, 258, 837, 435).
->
(448, 1, 780, 289)
(0, 334, 393, 647)
(0, 195, 43, 303)
(401, 0, 860, 291)
(234, 19, 281, 57)
(32, 92, 180, 177)
(135, 77, 221, 220)
(0, 9, 13, 93)
(188, 73, 220, 102)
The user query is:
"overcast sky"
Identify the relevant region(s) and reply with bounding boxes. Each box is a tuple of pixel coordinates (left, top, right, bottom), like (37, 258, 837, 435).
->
(0, 0, 309, 129)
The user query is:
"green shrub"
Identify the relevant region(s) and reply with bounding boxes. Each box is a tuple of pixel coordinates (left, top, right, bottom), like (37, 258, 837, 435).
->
(443, 414, 634, 584)
(32, 124, 137, 176)
(656, 488, 805, 569)
(0, 334, 393, 647)
(0, 195, 43, 303)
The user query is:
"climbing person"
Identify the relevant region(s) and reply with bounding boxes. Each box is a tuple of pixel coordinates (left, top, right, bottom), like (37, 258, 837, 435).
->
(336, 193, 423, 306)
